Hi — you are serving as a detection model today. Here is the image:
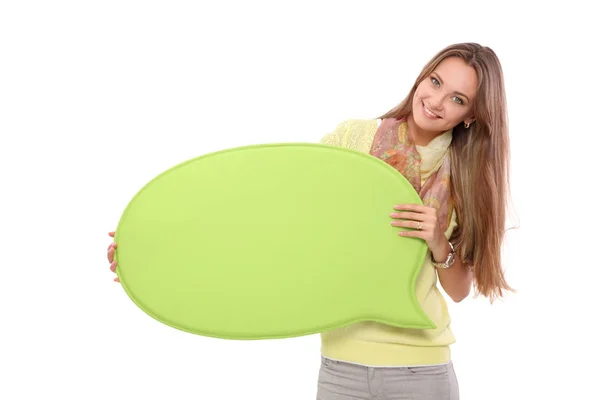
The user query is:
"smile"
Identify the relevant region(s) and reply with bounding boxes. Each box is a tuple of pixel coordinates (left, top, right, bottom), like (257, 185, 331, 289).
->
(422, 102, 441, 119)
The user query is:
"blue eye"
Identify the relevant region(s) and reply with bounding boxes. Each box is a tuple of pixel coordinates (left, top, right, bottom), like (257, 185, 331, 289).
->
(431, 77, 440, 87)
(452, 96, 464, 105)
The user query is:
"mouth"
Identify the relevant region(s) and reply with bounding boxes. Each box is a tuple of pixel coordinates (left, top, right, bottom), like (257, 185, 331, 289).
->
(422, 101, 441, 119)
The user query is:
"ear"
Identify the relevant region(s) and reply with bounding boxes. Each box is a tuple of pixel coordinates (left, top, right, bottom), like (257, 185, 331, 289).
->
(464, 116, 476, 125)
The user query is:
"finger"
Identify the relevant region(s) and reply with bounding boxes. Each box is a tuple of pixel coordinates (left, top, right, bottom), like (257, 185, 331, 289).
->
(108, 248, 115, 263)
(397, 230, 426, 239)
(110, 261, 117, 273)
(393, 204, 433, 214)
(390, 212, 426, 221)
(391, 220, 428, 230)
(114, 277, 120, 283)
(394, 204, 424, 211)
(109, 232, 115, 237)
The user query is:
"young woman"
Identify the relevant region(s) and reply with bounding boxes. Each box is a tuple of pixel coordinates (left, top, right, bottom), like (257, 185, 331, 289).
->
(314, 42, 512, 399)
(106, 42, 512, 400)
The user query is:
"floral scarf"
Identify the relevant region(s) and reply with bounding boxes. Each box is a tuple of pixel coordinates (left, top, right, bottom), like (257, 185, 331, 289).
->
(369, 118, 453, 232)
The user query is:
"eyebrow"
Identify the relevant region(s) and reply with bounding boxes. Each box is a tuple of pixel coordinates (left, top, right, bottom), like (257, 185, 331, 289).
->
(432, 72, 471, 103)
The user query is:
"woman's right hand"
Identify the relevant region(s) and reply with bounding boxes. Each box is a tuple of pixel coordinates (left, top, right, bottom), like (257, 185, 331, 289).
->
(107, 231, 120, 283)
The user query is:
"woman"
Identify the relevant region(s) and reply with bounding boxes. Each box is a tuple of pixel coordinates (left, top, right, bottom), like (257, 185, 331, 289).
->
(107, 42, 512, 399)
(314, 42, 512, 399)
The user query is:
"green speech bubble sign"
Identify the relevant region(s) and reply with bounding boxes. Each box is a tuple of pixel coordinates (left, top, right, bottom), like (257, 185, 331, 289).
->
(114, 143, 434, 340)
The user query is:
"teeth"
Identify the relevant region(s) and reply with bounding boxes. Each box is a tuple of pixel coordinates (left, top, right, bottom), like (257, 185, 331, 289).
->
(424, 105, 438, 118)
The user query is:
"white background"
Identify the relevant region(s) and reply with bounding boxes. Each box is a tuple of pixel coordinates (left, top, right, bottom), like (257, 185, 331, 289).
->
(1, 1, 598, 399)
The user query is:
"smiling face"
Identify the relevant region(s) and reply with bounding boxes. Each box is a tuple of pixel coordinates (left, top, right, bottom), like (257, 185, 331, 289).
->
(411, 56, 479, 133)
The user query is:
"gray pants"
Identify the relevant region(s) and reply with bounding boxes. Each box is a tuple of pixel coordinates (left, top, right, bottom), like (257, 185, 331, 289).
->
(317, 356, 459, 400)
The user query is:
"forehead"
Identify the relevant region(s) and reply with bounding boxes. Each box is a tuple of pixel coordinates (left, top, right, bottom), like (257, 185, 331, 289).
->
(433, 57, 478, 97)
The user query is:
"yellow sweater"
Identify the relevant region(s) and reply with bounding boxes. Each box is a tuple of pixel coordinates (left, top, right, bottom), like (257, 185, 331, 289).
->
(319, 119, 458, 367)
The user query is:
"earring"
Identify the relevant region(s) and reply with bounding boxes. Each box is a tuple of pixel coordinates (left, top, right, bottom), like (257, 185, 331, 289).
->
(464, 121, 471, 129)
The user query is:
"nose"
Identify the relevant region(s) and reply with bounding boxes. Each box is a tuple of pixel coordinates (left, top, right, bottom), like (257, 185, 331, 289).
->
(429, 94, 444, 111)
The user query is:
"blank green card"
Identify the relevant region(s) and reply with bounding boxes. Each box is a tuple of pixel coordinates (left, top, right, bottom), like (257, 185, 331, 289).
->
(114, 143, 433, 340)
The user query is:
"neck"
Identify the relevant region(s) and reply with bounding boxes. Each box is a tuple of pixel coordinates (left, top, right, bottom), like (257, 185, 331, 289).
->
(406, 114, 442, 146)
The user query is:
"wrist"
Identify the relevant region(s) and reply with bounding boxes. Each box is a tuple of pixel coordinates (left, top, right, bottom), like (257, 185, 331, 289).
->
(431, 239, 451, 263)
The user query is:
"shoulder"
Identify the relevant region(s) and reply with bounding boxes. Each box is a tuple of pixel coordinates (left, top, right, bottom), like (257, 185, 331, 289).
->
(336, 118, 381, 132)
(320, 119, 381, 152)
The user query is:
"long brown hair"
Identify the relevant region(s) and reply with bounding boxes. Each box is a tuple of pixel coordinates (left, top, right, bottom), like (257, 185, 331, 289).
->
(380, 43, 513, 302)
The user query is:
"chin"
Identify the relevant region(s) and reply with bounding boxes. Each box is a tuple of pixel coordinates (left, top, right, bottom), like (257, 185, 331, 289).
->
(413, 110, 440, 132)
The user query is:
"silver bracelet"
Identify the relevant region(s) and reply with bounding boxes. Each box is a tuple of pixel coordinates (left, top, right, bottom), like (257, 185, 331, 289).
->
(431, 241, 456, 269)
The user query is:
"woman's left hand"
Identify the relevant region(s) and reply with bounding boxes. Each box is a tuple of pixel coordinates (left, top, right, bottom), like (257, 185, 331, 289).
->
(390, 204, 447, 257)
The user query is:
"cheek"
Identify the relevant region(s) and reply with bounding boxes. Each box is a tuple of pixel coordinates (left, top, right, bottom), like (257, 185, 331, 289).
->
(445, 106, 472, 125)
(412, 86, 429, 108)
(414, 84, 429, 99)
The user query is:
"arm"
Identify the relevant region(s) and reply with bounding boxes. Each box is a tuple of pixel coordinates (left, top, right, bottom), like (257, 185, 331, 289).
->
(430, 209, 473, 303)
(432, 240, 473, 303)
